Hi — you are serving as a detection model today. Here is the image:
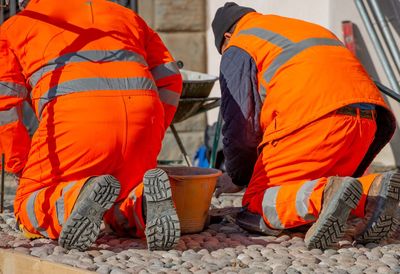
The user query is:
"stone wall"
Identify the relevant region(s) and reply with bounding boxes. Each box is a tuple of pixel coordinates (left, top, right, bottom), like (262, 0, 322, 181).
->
(139, 0, 209, 164)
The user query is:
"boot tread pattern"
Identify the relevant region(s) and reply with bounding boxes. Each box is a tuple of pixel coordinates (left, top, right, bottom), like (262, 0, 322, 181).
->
(387, 173, 400, 200)
(358, 172, 400, 244)
(143, 169, 172, 202)
(59, 175, 120, 251)
(306, 178, 362, 250)
(343, 180, 363, 208)
(144, 169, 180, 251)
(308, 217, 343, 249)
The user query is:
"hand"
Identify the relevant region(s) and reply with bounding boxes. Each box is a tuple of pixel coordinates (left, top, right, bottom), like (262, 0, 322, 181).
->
(215, 173, 245, 198)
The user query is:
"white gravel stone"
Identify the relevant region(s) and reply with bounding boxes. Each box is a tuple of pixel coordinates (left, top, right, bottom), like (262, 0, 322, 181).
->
(13, 246, 30, 255)
(193, 270, 208, 274)
(110, 268, 129, 274)
(97, 265, 111, 274)
(0, 186, 399, 274)
(10, 239, 31, 248)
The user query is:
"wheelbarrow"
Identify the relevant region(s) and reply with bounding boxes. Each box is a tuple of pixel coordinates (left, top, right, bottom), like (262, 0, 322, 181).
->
(169, 69, 220, 167)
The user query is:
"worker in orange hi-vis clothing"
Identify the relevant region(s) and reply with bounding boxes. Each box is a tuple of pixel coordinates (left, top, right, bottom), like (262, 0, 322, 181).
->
(0, 0, 182, 251)
(212, 2, 399, 250)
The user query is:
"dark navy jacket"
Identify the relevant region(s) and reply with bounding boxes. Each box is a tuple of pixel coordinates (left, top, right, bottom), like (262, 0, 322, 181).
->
(220, 46, 263, 187)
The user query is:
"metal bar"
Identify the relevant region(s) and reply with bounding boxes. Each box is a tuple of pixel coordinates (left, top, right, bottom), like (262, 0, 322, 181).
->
(1, 154, 5, 213)
(368, 0, 400, 75)
(130, 0, 138, 13)
(209, 109, 222, 169)
(9, 0, 16, 16)
(375, 80, 400, 103)
(170, 124, 192, 167)
(354, 0, 400, 93)
(196, 99, 220, 113)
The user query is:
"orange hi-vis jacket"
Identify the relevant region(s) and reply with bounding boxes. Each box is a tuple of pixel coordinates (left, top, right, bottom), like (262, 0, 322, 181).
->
(0, 0, 182, 174)
(226, 12, 395, 177)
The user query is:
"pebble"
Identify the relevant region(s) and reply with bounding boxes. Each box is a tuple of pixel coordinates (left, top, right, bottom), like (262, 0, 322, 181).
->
(377, 266, 393, 273)
(10, 239, 30, 248)
(193, 270, 208, 274)
(97, 265, 112, 274)
(110, 268, 129, 274)
(13, 246, 30, 255)
(0, 187, 398, 273)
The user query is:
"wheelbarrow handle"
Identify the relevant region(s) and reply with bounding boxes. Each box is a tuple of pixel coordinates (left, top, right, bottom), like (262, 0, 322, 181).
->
(197, 98, 220, 113)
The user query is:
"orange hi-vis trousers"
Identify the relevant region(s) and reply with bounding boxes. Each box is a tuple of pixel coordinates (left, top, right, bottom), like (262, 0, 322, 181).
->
(243, 109, 379, 230)
(14, 90, 164, 239)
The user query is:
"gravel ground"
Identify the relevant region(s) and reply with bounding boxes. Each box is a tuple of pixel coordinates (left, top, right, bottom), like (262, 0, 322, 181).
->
(0, 174, 399, 273)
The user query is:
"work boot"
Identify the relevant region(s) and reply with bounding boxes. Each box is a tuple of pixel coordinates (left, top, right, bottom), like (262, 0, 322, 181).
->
(143, 168, 180, 251)
(305, 177, 362, 249)
(356, 171, 400, 244)
(59, 175, 120, 251)
(236, 210, 282, 236)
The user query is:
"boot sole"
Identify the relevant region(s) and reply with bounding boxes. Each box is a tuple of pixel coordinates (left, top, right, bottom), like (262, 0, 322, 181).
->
(357, 172, 400, 244)
(305, 178, 362, 249)
(144, 168, 180, 251)
(59, 175, 120, 251)
(236, 210, 282, 236)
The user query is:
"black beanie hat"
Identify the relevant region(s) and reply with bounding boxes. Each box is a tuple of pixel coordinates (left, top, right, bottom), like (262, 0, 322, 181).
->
(212, 2, 255, 54)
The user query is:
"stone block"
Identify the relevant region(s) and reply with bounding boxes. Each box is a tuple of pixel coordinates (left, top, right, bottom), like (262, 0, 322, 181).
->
(158, 131, 204, 162)
(171, 113, 207, 132)
(154, 0, 205, 32)
(159, 32, 206, 72)
(138, 0, 154, 28)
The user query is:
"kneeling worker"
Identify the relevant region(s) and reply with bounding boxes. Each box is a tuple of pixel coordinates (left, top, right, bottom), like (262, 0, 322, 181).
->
(0, 0, 181, 251)
(212, 2, 398, 249)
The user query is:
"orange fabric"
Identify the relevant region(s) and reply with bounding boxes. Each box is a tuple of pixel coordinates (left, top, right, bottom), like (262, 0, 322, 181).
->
(0, 0, 182, 174)
(243, 111, 377, 229)
(0, 23, 30, 173)
(228, 13, 391, 145)
(4, 0, 182, 238)
(16, 178, 88, 239)
(14, 92, 165, 238)
(0, 118, 31, 174)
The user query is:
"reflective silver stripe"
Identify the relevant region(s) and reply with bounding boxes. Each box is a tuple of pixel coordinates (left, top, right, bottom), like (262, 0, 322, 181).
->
(26, 190, 49, 237)
(0, 107, 19, 126)
(259, 84, 267, 101)
(296, 180, 318, 221)
(30, 50, 148, 87)
(239, 28, 293, 48)
(0, 81, 28, 98)
(158, 88, 180, 107)
(150, 62, 180, 81)
(55, 181, 76, 226)
(239, 27, 344, 83)
(264, 38, 344, 82)
(262, 186, 284, 229)
(38, 77, 157, 117)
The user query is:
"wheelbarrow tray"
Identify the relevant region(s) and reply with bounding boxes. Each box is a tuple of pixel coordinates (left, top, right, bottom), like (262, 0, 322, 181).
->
(172, 70, 219, 123)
